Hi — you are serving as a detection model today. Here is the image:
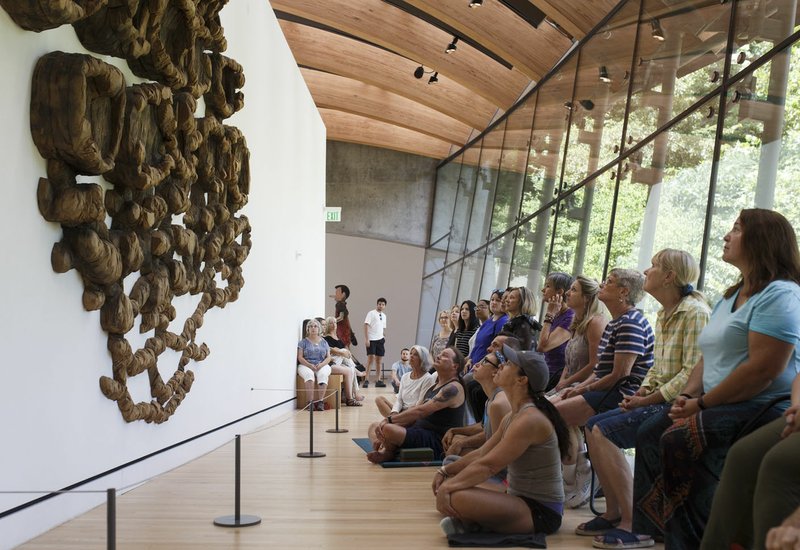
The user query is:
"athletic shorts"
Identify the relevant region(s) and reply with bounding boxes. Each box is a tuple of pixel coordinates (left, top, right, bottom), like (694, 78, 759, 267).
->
(367, 338, 385, 357)
(516, 495, 562, 535)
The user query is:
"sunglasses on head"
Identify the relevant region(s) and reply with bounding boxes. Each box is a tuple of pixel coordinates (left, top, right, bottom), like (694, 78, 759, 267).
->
(495, 351, 507, 365)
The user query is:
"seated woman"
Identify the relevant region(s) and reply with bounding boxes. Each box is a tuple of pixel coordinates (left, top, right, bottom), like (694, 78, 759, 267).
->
(553, 268, 654, 508)
(464, 289, 508, 421)
(432, 345, 568, 537)
(431, 309, 454, 361)
(297, 318, 332, 411)
(452, 300, 480, 361)
(631, 209, 800, 549)
(499, 286, 541, 351)
(375, 345, 435, 417)
(538, 272, 575, 389)
(548, 276, 607, 397)
(322, 317, 363, 406)
(576, 249, 709, 547)
(442, 348, 512, 458)
(702, 371, 800, 550)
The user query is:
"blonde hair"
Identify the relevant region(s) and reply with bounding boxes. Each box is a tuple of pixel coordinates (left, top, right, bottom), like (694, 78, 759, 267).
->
(323, 316, 337, 335)
(570, 276, 603, 335)
(510, 286, 537, 316)
(448, 305, 460, 332)
(652, 248, 705, 301)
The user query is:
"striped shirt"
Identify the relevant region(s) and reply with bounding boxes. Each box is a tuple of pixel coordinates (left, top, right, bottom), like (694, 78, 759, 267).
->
(640, 295, 710, 402)
(594, 308, 655, 396)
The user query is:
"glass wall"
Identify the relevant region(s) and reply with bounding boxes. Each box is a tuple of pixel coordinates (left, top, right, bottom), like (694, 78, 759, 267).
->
(416, 0, 800, 346)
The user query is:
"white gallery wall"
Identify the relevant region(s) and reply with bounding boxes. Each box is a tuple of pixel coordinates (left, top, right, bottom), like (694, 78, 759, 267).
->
(325, 234, 425, 369)
(0, 1, 326, 547)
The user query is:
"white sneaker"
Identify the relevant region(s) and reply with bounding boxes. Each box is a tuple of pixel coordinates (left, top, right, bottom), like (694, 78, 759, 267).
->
(440, 517, 466, 536)
(566, 461, 596, 509)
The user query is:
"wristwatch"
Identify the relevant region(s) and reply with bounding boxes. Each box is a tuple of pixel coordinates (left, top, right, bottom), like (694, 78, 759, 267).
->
(387, 415, 393, 424)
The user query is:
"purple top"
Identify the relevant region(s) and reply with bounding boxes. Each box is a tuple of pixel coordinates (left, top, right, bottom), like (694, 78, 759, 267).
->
(543, 308, 575, 376)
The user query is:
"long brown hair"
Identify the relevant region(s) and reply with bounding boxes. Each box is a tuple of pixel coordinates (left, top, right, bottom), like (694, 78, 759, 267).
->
(724, 209, 800, 298)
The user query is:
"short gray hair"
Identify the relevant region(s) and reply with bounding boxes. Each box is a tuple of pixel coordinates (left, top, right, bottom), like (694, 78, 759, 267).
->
(609, 268, 645, 305)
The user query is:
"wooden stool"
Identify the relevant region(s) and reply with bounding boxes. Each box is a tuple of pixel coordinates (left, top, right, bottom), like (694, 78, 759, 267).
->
(296, 373, 342, 410)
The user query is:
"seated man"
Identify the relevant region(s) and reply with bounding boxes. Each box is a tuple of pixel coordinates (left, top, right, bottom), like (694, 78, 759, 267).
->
(390, 348, 412, 393)
(367, 347, 467, 463)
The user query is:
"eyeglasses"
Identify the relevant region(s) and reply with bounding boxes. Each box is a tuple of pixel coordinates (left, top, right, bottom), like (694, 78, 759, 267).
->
(495, 351, 507, 365)
(481, 356, 499, 368)
(476, 304, 489, 309)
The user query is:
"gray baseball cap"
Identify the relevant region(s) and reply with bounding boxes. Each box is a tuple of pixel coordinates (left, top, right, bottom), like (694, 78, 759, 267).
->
(502, 344, 549, 393)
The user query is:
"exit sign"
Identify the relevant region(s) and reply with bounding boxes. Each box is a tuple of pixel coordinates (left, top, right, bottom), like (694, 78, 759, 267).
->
(325, 207, 342, 222)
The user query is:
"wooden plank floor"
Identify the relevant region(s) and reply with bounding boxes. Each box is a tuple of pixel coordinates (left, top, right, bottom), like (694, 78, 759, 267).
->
(21, 387, 665, 549)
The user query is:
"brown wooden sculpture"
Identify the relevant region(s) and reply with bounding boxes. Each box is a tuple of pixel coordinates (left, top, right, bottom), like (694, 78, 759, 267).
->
(0, 0, 106, 31)
(30, 52, 126, 175)
(10, 0, 252, 423)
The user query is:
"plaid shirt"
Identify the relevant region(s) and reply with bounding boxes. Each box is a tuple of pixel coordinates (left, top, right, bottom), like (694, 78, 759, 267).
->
(640, 295, 710, 402)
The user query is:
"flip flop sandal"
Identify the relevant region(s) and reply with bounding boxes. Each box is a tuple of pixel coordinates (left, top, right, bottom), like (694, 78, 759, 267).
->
(575, 516, 621, 536)
(346, 398, 363, 407)
(592, 528, 654, 549)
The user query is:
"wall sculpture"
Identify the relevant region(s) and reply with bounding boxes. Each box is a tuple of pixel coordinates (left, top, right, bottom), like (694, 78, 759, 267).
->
(3, 0, 250, 423)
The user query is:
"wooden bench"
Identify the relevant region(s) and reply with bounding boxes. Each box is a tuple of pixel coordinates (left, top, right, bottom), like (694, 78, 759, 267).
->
(295, 373, 342, 410)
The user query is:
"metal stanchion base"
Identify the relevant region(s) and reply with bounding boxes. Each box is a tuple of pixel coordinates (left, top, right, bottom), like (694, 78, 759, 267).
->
(214, 514, 262, 527)
(326, 427, 349, 433)
(297, 451, 326, 458)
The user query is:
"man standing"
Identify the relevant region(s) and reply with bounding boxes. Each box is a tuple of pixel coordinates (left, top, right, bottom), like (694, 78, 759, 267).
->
(363, 297, 388, 388)
(332, 284, 352, 347)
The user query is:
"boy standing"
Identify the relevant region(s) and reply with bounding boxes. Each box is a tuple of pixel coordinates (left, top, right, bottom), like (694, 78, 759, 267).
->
(332, 284, 352, 347)
(363, 297, 387, 388)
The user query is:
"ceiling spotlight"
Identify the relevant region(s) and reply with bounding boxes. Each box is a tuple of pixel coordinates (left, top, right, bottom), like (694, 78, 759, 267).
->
(428, 72, 439, 84)
(651, 18, 665, 41)
(446, 36, 459, 54)
(578, 99, 595, 111)
(468, 0, 483, 7)
(599, 66, 611, 83)
(414, 65, 425, 79)
(563, 101, 573, 110)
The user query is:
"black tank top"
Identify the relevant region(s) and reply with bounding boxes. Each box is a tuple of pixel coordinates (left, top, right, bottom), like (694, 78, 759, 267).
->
(414, 380, 465, 437)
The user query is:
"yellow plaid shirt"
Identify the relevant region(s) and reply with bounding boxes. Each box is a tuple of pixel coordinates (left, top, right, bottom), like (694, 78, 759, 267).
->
(640, 295, 710, 402)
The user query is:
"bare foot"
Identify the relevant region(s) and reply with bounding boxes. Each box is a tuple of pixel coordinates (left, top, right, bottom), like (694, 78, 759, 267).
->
(366, 450, 391, 464)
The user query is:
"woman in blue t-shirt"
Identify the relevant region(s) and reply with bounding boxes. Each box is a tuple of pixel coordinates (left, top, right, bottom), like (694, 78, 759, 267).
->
(297, 318, 332, 412)
(629, 209, 800, 550)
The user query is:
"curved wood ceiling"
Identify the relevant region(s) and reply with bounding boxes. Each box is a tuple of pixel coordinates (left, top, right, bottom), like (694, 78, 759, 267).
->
(273, 0, 619, 160)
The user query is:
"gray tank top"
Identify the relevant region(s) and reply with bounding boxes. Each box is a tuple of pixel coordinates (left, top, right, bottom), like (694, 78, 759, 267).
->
(505, 404, 565, 504)
(564, 332, 589, 379)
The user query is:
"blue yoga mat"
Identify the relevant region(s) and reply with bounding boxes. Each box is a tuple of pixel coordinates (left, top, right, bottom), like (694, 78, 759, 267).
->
(352, 438, 443, 468)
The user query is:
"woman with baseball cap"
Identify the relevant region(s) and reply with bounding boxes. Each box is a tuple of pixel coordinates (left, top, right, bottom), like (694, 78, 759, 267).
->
(432, 345, 569, 537)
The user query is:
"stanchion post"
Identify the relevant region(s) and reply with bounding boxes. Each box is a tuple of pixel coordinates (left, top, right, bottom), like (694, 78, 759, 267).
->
(298, 399, 326, 458)
(326, 388, 348, 434)
(107, 488, 115, 550)
(213, 435, 262, 527)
